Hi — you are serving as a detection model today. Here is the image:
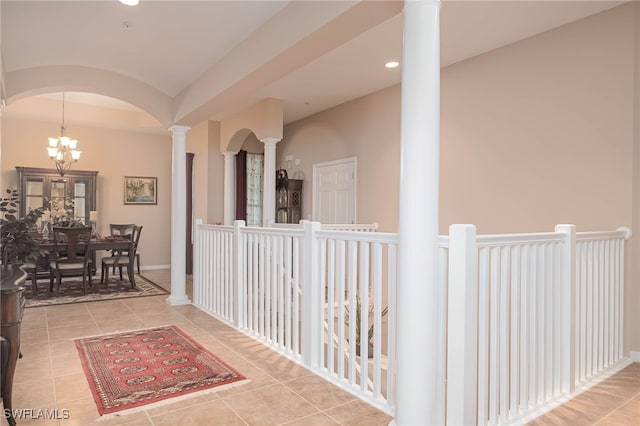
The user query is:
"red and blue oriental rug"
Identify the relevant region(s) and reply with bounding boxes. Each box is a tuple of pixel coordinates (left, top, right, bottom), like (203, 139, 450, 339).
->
(75, 325, 247, 416)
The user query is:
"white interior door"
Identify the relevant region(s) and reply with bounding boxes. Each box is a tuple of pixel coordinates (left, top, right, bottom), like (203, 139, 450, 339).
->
(313, 157, 356, 224)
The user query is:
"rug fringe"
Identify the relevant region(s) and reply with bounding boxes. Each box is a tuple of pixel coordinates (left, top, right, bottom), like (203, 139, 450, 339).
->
(96, 379, 251, 421)
(72, 324, 176, 341)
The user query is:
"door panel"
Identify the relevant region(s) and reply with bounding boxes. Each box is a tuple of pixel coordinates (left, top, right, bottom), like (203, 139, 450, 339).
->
(313, 158, 356, 224)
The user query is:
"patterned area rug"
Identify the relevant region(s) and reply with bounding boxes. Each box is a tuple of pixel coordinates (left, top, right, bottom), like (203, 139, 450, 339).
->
(25, 274, 169, 308)
(75, 325, 247, 416)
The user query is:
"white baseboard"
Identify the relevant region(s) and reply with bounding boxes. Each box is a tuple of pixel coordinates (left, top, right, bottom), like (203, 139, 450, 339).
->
(631, 351, 640, 362)
(140, 264, 171, 271)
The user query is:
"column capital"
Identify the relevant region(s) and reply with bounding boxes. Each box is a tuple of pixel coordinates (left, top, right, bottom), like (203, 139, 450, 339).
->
(223, 151, 238, 158)
(168, 125, 191, 134)
(260, 137, 281, 146)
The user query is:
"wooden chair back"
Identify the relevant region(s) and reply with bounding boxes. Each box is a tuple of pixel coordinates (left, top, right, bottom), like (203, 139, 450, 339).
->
(51, 226, 92, 262)
(110, 224, 136, 236)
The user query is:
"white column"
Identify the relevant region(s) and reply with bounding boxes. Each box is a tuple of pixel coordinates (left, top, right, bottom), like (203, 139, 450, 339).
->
(223, 151, 237, 225)
(394, 1, 442, 425)
(166, 125, 191, 306)
(261, 137, 280, 227)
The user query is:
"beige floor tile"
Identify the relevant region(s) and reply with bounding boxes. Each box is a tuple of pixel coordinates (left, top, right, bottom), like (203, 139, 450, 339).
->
(284, 374, 356, 411)
(47, 312, 96, 329)
(21, 308, 48, 331)
(222, 383, 318, 426)
(143, 391, 221, 417)
(590, 375, 640, 400)
(13, 356, 52, 384)
(596, 400, 640, 425)
(564, 387, 627, 420)
(216, 361, 278, 397)
(149, 398, 245, 426)
(45, 303, 90, 319)
(51, 353, 83, 378)
(58, 396, 152, 426)
(281, 412, 341, 426)
(323, 399, 393, 426)
(54, 373, 92, 404)
(194, 339, 248, 366)
(50, 338, 82, 359)
(0, 409, 59, 426)
(528, 407, 600, 426)
(20, 327, 50, 345)
(12, 377, 56, 408)
(96, 317, 148, 334)
(19, 340, 52, 360)
(48, 323, 101, 341)
(57, 396, 101, 425)
(253, 354, 314, 383)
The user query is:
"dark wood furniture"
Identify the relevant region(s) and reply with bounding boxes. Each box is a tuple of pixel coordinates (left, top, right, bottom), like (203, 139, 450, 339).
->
(15, 166, 98, 224)
(49, 226, 93, 295)
(35, 237, 137, 290)
(101, 226, 142, 286)
(109, 224, 141, 273)
(1, 265, 26, 426)
(276, 178, 303, 224)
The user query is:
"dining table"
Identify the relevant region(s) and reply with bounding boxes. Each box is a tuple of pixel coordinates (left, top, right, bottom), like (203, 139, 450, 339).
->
(32, 234, 137, 287)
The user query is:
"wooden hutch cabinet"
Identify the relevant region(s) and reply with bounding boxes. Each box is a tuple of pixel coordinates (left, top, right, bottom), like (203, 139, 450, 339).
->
(276, 178, 303, 224)
(15, 166, 98, 223)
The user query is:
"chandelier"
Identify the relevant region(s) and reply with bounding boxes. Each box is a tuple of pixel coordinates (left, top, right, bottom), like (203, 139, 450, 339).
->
(47, 92, 81, 177)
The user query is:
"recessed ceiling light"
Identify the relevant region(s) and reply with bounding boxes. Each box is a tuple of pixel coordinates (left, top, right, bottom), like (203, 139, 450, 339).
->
(385, 61, 400, 69)
(120, 0, 139, 6)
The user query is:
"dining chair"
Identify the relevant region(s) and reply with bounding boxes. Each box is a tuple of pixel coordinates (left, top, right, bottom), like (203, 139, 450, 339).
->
(101, 225, 143, 285)
(48, 226, 93, 296)
(109, 223, 141, 273)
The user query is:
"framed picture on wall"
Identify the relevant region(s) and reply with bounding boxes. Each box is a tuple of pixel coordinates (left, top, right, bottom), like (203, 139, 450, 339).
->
(124, 176, 157, 205)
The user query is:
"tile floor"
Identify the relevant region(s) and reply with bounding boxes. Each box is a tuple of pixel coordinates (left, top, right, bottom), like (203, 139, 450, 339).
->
(526, 362, 640, 425)
(5, 269, 393, 426)
(4, 269, 639, 425)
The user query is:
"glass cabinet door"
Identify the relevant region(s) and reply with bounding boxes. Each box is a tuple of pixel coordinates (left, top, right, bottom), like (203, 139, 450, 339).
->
(16, 167, 98, 220)
(24, 177, 45, 212)
(49, 179, 68, 219)
(72, 180, 90, 224)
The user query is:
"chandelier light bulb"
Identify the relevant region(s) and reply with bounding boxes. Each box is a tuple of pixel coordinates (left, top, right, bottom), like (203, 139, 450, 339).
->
(119, 0, 139, 6)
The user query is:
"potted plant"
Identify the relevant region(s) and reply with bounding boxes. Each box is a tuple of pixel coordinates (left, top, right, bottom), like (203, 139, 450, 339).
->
(0, 189, 46, 265)
(346, 294, 389, 358)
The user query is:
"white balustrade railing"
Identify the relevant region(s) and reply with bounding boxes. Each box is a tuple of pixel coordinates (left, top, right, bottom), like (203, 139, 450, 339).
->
(314, 228, 398, 411)
(446, 224, 631, 425)
(575, 228, 630, 387)
(193, 220, 396, 412)
(193, 220, 631, 424)
(268, 221, 379, 232)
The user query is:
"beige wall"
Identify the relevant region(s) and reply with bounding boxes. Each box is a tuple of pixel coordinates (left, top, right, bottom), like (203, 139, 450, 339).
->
(281, 84, 400, 232)
(283, 5, 634, 235)
(281, 5, 638, 353)
(441, 4, 634, 235)
(1, 115, 173, 268)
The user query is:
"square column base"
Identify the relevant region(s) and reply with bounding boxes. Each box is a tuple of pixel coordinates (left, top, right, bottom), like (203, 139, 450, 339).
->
(165, 295, 191, 306)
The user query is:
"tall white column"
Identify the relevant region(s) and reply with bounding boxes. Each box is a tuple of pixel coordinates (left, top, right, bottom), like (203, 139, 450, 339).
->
(394, 1, 442, 425)
(223, 151, 237, 225)
(261, 137, 280, 227)
(166, 125, 191, 306)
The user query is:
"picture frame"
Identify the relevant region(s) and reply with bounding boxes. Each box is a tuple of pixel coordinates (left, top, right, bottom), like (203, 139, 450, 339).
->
(124, 176, 157, 205)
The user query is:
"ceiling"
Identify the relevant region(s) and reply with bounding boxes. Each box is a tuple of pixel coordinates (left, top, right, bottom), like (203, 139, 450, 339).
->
(0, 0, 627, 132)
